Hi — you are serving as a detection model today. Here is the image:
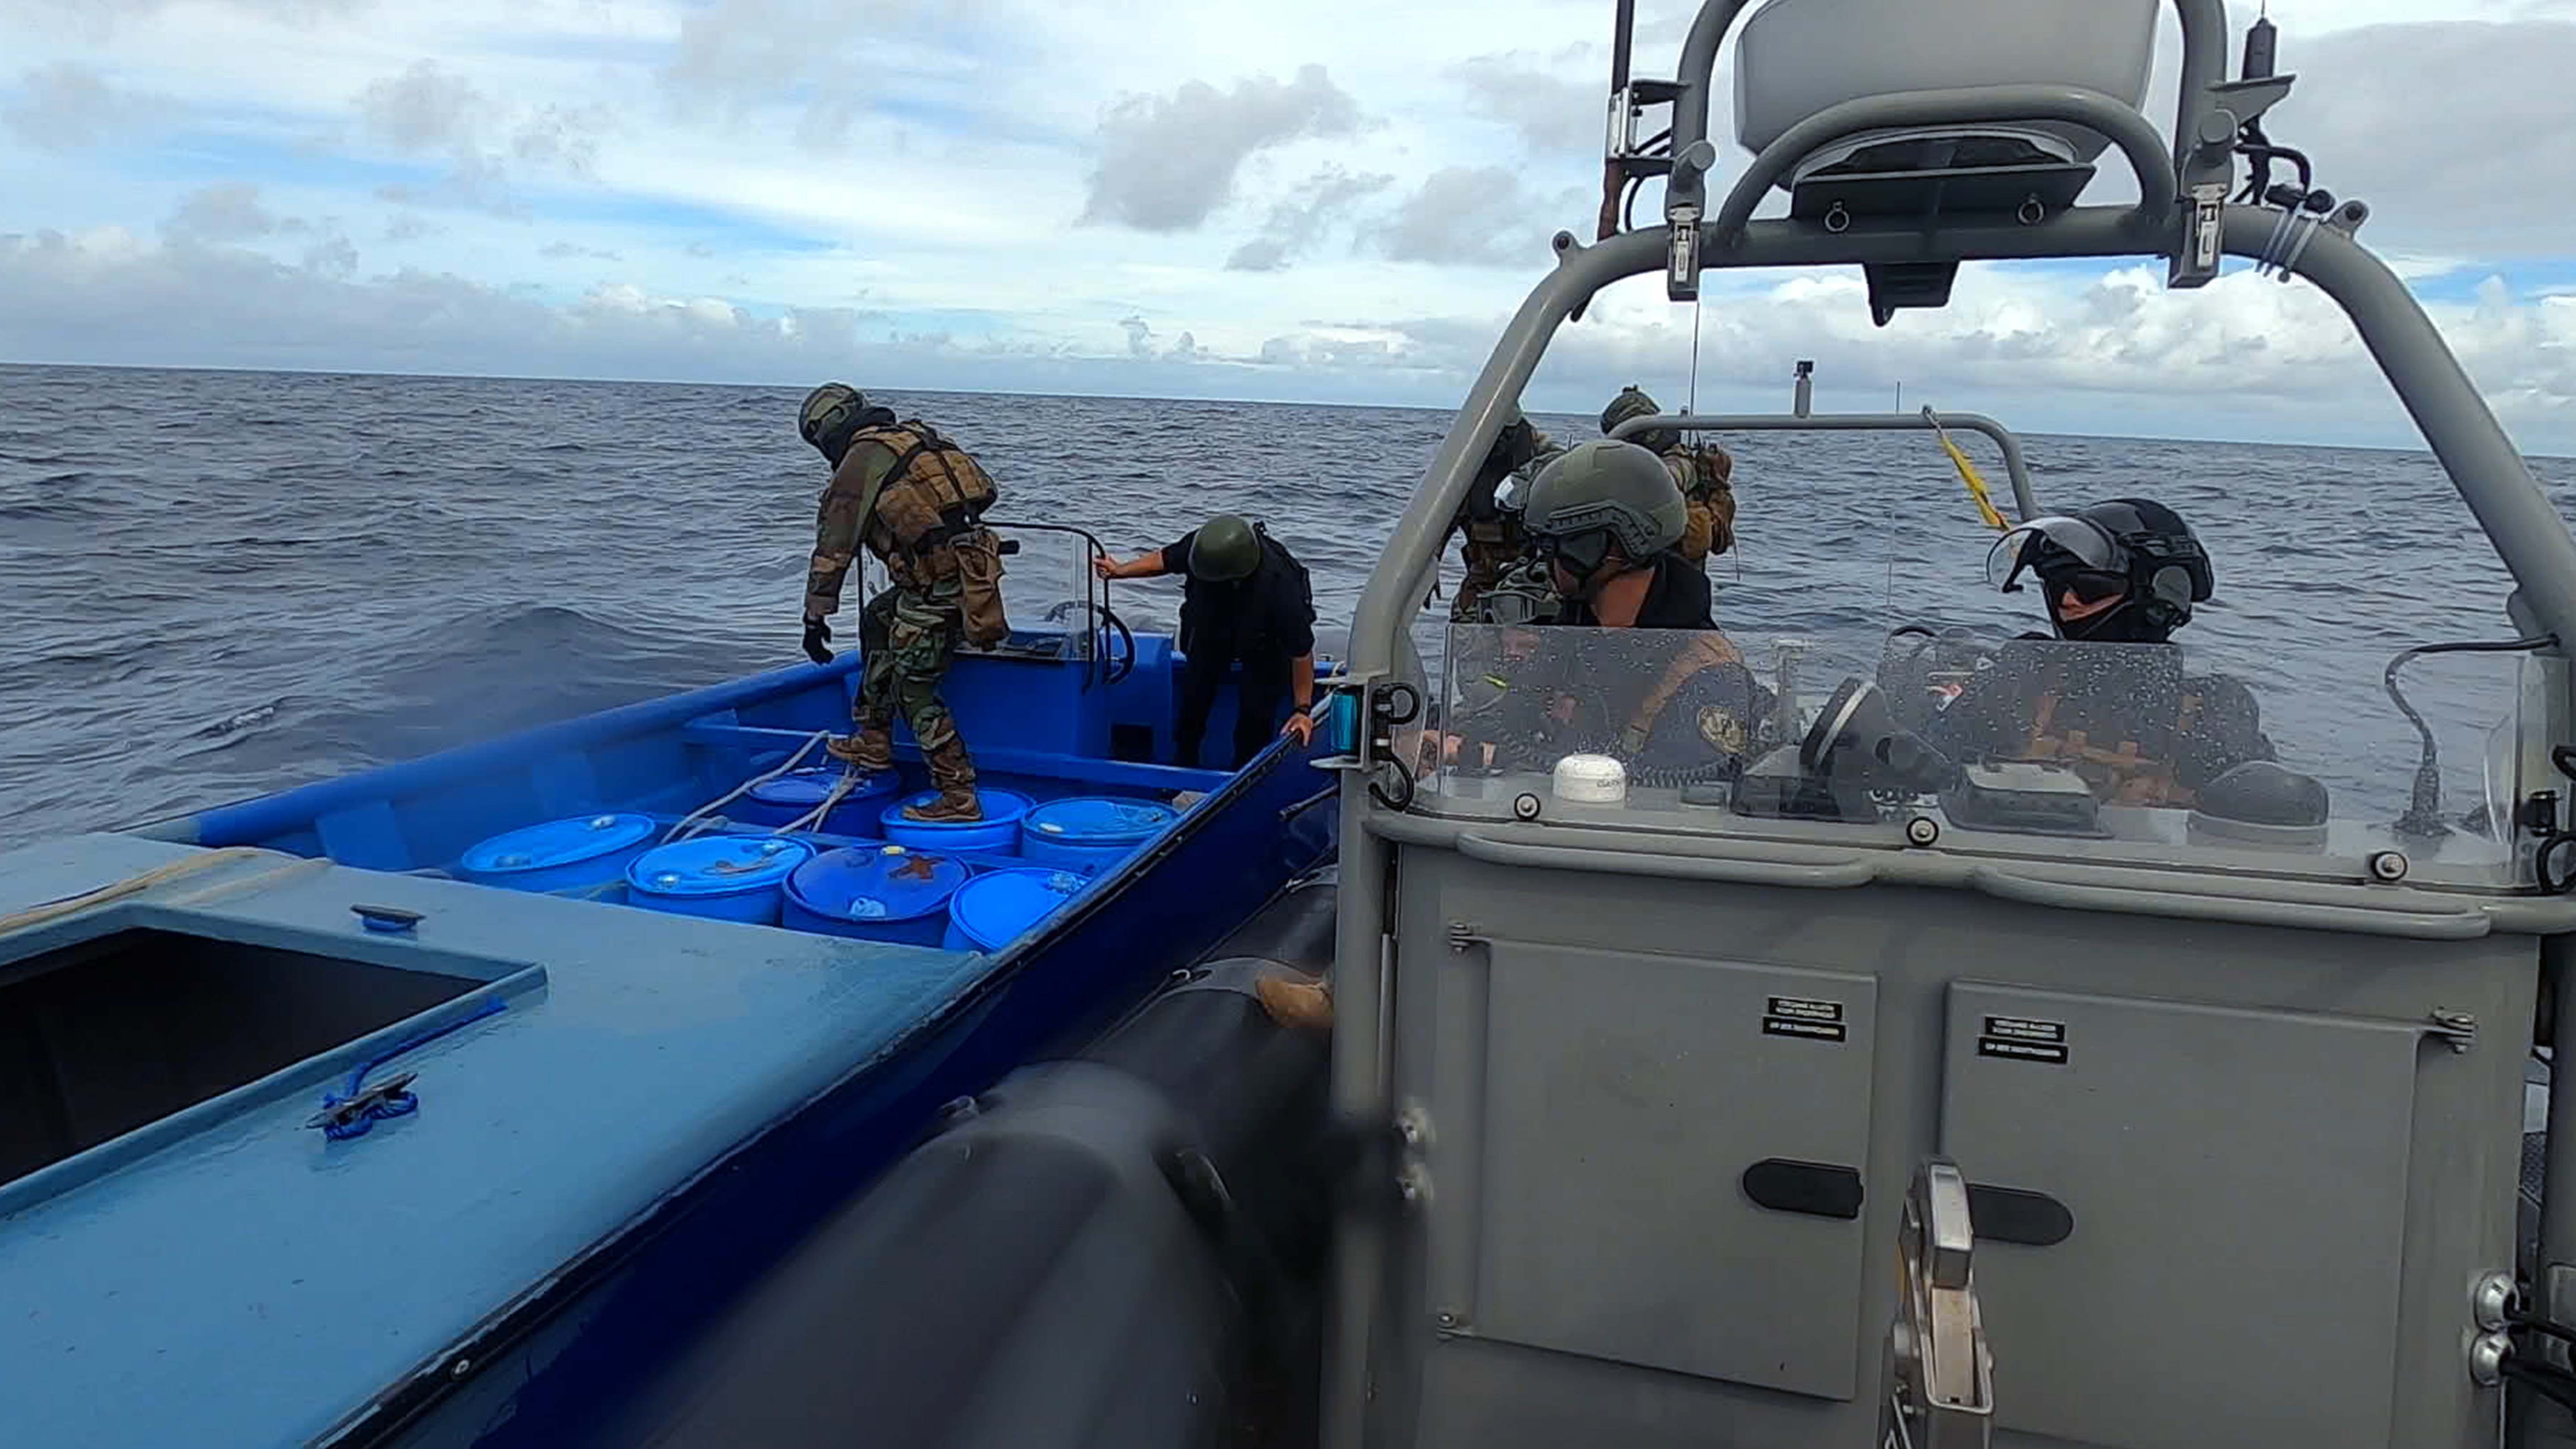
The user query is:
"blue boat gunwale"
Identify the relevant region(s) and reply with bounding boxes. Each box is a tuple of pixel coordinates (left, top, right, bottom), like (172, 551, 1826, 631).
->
(0, 902, 547, 1219)
(134, 653, 868, 847)
(304, 722, 1326, 1446)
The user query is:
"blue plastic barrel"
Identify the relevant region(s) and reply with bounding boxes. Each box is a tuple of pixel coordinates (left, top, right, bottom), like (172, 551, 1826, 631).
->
(624, 836, 815, 925)
(942, 867, 1091, 952)
(781, 845, 972, 945)
(879, 788, 1035, 855)
(1019, 797, 1180, 870)
(726, 767, 897, 833)
(458, 813, 657, 895)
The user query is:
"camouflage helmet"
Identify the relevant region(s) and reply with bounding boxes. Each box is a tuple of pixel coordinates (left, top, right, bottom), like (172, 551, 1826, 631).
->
(798, 382, 870, 463)
(1189, 514, 1263, 582)
(1522, 439, 1686, 564)
(1601, 385, 1678, 454)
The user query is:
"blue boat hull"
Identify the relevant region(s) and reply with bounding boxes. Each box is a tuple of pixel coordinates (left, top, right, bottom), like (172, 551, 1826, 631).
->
(335, 739, 1330, 1448)
(0, 628, 1333, 1449)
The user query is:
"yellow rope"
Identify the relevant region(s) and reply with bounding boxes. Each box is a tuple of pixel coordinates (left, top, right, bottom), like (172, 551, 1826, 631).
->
(1923, 407, 2010, 532)
(0, 847, 277, 938)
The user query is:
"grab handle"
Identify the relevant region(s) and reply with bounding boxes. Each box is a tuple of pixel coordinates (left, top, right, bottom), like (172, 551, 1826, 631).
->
(1456, 833, 1875, 889)
(1964, 866, 2492, 940)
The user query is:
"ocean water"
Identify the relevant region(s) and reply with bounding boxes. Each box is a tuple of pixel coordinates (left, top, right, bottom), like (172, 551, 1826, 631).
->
(5, 361, 2574, 851)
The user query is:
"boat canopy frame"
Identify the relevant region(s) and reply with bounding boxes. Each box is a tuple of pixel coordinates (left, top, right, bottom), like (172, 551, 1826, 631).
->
(1605, 408, 2042, 521)
(1324, 3, 2576, 1441)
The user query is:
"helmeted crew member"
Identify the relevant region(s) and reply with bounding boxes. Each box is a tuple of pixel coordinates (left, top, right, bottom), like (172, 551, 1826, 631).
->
(1441, 407, 1557, 623)
(1095, 514, 1320, 770)
(1929, 496, 2274, 804)
(1600, 385, 1736, 568)
(796, 382, 1011, 824)
(1441, 439, 1772, 780)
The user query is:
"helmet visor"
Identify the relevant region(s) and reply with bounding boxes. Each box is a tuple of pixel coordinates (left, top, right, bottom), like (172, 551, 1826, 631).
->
(1983, 515, 2122, 593)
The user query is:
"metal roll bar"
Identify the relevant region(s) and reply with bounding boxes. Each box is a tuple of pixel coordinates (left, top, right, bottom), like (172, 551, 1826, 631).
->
(1606, 409, 2041, 521)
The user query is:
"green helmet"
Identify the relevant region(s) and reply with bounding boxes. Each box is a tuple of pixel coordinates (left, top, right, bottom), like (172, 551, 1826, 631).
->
(799, 382, 871, 463)
(1189, 514, 1263, 582)
(1521, 439, 1686, 570)
(1601, 385, 1678, 454)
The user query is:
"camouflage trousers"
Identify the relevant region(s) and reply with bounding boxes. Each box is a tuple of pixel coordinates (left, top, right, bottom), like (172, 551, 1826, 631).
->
(857, 578, 974, 786)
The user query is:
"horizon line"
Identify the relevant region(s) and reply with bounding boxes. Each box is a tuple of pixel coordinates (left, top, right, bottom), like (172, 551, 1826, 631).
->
(0, 355, 2555, 461)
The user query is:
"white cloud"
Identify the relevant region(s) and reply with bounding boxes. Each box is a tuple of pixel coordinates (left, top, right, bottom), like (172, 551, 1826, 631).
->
(353, 59, 478, 153)
(1449, 47, 1598, 155)
(1080, 65, 1365, 232)
(1379, 166, 1586, 267)
(0, 0, 2572, 453)
(162, 182, 303, 242)
(1227, 166, 1392, 272)
(2, 62, 171, 151)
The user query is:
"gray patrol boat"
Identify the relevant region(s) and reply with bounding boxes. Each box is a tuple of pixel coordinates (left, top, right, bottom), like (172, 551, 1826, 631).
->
(1311, 1, 2576, 1446)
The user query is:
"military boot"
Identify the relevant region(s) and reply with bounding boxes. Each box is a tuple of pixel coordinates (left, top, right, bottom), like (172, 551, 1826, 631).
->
(826, 724, 894, 774)
(902, 739, 983, 823)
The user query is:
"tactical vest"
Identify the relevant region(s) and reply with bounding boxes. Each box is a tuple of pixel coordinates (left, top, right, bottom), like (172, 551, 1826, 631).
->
(2004, 681, 2260, 807)
(856, 420, 999, 563)
(1179, 527, 1308, 658)
(1670, 444, 1733, 501)
(1618, 633, 1746, 756)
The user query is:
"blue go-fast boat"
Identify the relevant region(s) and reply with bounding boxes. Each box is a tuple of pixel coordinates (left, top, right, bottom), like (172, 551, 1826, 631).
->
(0, 549, 1343, 1449)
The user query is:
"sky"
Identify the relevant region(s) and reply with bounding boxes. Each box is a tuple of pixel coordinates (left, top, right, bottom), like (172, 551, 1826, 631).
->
(7, 0, 2576, 448)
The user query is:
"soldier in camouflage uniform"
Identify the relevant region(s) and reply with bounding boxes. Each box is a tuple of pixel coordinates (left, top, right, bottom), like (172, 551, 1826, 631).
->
(796, 383, 1010, 824)
(1443, 407, 1561, 623)
(1600, 385, 1737, 568)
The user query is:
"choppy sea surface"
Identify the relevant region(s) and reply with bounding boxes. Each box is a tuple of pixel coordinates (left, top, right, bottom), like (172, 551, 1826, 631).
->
(6, 361, 2574, 850)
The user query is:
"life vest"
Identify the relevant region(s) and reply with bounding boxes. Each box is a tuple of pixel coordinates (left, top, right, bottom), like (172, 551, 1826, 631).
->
(855, 420, 999, 560)
(1179, 525, 1310, 658)
(1960, 648, 2271, 807)
(1618, 633, 1747, 756)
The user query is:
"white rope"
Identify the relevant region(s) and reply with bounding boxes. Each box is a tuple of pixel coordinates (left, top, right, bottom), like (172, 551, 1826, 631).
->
(770, 767, 861, 837)
(663, 729, 833, 844)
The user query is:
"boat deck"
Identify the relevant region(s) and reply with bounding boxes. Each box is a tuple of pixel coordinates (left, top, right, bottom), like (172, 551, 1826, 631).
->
(0, 830, 992, 1448)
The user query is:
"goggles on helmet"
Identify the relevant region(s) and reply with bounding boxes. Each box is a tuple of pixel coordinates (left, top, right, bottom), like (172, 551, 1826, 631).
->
(1984, 515, 2124, 594)
(2047, 567, 2131, 606)
(1534, 526, 1616, 579)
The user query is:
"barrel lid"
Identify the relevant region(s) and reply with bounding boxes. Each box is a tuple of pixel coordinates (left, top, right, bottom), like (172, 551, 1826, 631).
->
(1022, 797, 1180, 846)
(627, 836, 815, 897)
(787, 844, 970, 922)
(880, 788, 1036, 832)
(747, 767, 895, 809)
(949, 867, 1089, 949)
(462, 813, 657, 875)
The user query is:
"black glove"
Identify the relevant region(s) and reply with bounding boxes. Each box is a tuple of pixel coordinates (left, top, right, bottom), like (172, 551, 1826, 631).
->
(801, 615, 834, 665)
